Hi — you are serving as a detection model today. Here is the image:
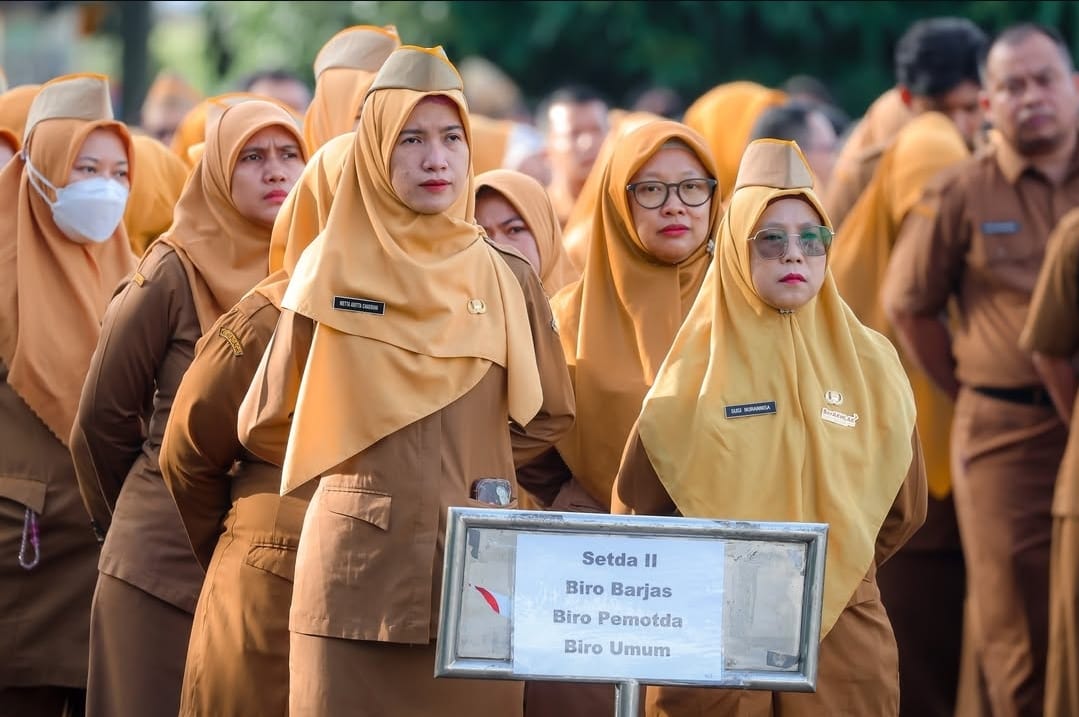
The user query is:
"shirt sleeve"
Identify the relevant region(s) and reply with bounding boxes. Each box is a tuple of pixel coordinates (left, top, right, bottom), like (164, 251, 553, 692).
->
(69, 249, 181, 535)
(1020, 208, 1079, 357)
(160, 296, 278, 568)
(611, 421, 677, 516)
(237, 308, 315, 466)
(875, 428, 929, 568)
(882, 168, 969, 318)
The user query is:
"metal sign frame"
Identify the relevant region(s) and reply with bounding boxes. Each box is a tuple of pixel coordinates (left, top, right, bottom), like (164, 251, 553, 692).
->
(436, 508, 827, 697)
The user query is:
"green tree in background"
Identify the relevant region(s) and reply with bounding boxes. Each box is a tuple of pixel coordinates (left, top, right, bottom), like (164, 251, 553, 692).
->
(156, 0, 1079, 119)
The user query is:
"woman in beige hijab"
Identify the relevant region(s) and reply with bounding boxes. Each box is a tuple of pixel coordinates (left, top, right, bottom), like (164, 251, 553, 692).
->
(521, 119, 720, 717)
(0, 73, 134, 717)
(303, 24, 400, 151)
(161, 128, 352, 717)
(476, 168, 578, 296)
(237, 45, 574, 715)
(69, 98, 306, 717)
(613, 140, 927, 716)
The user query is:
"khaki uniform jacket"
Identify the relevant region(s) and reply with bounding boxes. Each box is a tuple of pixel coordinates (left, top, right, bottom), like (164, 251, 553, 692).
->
(0, 360, 100, 688)
(70, 243, 205, 612)
(245, 247, 575, 644)
(615, 427, 928, 716)
(160, 289, 306, 717)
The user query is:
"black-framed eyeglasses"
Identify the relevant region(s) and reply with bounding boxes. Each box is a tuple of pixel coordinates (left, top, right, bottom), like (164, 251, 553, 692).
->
(626, 178, 718, 209)
(749, 225, 834, 260)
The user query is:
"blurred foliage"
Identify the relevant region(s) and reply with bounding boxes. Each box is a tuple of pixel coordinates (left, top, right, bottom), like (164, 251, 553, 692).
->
(149, 0, 1079, 118)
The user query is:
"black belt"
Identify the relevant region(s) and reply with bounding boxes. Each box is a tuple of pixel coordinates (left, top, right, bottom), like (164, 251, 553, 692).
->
(970, 385, 1054, 408)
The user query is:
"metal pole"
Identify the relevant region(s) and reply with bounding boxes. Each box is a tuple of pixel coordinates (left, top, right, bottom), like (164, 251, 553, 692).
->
(615, 679, 640, 717)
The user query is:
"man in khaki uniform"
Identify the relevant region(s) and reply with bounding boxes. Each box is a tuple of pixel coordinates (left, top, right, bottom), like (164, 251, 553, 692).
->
(1020, 208, 1079, 717)
(828, 18, 987, 717)
(884, 23, 1079, 717)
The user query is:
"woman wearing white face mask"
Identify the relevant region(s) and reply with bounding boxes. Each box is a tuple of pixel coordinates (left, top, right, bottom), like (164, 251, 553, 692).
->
(69, 98, 307, 717)
(0, 73, 134, 717)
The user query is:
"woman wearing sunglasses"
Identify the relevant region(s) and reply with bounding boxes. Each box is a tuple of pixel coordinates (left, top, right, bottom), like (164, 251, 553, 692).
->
(518, 119, 720, 717)
(613, 139, 927, 716)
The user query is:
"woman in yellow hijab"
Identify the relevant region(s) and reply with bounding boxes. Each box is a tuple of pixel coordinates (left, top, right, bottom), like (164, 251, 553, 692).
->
(521, 119, 719, 717)
(303, 24, 400, 151)
(476, 168, 578, 296)
(683, 81, 788, 205)
(69, 99, 305, 717)
(160, 127, 353, 717)
(613, 139, 927, 716)
(0, 73, 134, 717)
(235, 45, 573, 716)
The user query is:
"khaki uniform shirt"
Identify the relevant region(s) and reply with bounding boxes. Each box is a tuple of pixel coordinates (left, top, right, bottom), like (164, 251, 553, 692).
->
(70, 243, 205, 612)
(883, 135, 1079, 389)
(1022, 208, 1079, 515)
(246, 248, 575, 643)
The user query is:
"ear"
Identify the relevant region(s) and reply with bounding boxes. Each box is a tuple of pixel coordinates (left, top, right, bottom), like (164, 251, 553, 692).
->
(1072, 71, 1079, 94)
(979, 89, 991, 114)
(898, 85, 914, 109)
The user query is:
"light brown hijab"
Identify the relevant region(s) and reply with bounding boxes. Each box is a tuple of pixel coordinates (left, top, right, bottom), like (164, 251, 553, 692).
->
(123, 133, 189, 255)
(274, 46, 542, 493)
(0, 74, 135, 443)
(303, 24, 400, 151)
(155, 99, 306, 332)
(551, 120, 720, 507)
(475, 168, 578, 295)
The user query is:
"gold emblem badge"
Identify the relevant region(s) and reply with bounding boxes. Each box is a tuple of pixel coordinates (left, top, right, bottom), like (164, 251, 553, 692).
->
(824, 390, 843, 405)
(467, 299, 487, 315)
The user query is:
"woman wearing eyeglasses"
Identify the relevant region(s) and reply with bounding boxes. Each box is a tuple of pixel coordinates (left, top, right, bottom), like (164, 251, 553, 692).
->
(613, 139, 927, 716)
(518, 120, 720, 717)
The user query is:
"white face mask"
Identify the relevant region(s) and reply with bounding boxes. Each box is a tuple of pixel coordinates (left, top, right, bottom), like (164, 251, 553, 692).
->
(25, 157, 129, 244)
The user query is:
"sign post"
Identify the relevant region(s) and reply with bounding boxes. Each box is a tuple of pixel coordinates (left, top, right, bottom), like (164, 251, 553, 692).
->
(436, 509, 827, 715)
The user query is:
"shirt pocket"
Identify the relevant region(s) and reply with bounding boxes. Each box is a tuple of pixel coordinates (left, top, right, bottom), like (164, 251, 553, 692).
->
(0, 474, 47, 514)
(972, 222, 1036, 267)
(322, 486, 392, 531)
(244, 540, 297, 582)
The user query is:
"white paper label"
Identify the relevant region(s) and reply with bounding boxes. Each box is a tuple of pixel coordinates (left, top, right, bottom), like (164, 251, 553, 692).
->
(511, 533, 725, 681)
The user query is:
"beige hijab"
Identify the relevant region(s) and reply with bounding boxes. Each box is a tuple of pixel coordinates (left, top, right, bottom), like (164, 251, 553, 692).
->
(275, 46, 542, 493)
(155, 99, 306, 332)
(0, 74, 135, 443)
(636, 140, 916, 638)
(551, 120, 720, 507)
(303, 24, 400, 151)
(475, 168, 578, 295)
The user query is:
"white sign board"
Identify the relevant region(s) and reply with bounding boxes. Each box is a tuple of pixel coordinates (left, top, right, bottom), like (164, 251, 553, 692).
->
(511, 533, 725, 680)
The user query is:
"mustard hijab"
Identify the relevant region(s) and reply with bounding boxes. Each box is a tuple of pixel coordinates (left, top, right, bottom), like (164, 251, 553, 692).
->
(551, 120, 720, 507)
(683, 81, 788, 205)
(303, 24, 400, 151)
(636, 139, 916, 638)
(155, 99, 306, 332)
(0, 74, 135, 443)
(277, 46, 542, 493)
(475, 168, 578, 296)
(0, 84, 39, 155)
(123, 133, 189, 255)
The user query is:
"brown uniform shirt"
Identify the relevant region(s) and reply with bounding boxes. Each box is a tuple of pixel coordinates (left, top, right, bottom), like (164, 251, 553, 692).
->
(1021, 207, 1079, 515)
(70, 243, 205, 612)
(883, 135, 1079, 389)
(161, 289, 283, 567)
(245, 248, 575, 643)
(0, 359, 101, 688)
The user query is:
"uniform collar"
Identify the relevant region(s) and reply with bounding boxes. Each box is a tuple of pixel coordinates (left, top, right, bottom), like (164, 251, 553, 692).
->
(993, 129, 1079, 185)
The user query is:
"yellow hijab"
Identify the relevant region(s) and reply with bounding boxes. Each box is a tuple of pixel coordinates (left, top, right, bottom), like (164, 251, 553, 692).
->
(636, 139, 916, 638)
(683, 81, 788, 205)
(551, 120, 719, 507)
(0, 74, 135, 443)
(156, 99, 306, 332)
(0, 84, 39, 154)
(475, 168, 578, 296)
(303, 24, 400, 152)
(277, 46, 542, 493)
(123, 133, 189, 255)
